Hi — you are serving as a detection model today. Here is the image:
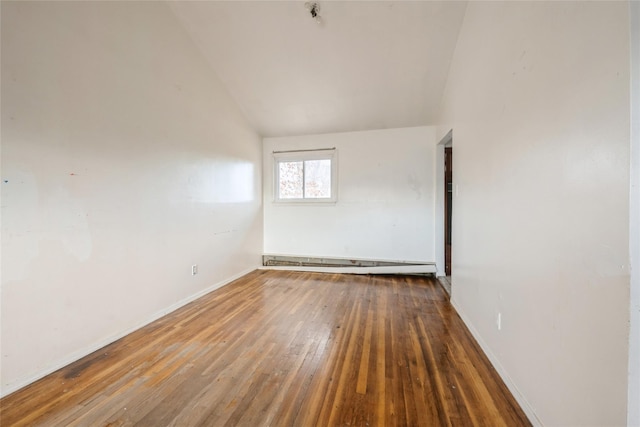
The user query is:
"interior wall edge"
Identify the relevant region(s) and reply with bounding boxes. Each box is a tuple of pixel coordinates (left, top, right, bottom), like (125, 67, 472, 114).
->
(628, 0, 640, 425)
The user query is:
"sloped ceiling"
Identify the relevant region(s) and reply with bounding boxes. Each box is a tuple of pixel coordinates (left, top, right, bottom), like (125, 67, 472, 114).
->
(169, 1, 467, 137)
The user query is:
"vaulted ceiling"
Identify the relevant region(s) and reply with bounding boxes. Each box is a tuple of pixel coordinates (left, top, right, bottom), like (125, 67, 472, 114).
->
(169, 1, 467, 137)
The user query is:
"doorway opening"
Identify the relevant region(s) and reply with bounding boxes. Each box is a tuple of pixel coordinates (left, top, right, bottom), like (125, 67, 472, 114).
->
(436, 130, 452, 296)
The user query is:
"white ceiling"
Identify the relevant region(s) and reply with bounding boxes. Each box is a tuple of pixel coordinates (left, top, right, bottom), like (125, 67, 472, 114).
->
(169, 1, 467, 138)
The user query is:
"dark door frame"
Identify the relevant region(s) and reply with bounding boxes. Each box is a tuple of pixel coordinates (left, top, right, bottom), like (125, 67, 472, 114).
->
(444, 146, 452, 276)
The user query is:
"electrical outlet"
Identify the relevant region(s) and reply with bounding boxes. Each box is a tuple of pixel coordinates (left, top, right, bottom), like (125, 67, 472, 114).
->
(497, 312, 502, 330)
(192, 265, 198, 276)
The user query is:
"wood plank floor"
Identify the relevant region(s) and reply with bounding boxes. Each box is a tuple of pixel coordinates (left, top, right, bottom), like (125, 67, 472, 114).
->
(0, 270, 531, 426)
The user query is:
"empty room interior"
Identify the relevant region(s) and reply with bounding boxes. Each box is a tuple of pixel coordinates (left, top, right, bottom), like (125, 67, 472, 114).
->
(1, 1, 639, 426)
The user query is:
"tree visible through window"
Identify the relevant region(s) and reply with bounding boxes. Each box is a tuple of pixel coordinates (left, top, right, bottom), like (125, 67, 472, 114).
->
(274, 150, 336, 202)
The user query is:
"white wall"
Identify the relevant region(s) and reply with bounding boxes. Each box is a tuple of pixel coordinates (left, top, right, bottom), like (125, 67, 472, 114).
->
(1, 2, 263, 395)
(264, 127, 436, 263)
(437, 2, 630, 426)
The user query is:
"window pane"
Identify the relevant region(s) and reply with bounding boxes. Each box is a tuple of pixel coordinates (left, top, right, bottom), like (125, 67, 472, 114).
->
(304, 159, 331, 198)
(279, 161, 303, 198)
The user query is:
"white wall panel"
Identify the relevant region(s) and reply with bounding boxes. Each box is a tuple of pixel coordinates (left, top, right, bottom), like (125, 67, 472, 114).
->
(264, 127, 435, 263)
(1, 1, 263, 394)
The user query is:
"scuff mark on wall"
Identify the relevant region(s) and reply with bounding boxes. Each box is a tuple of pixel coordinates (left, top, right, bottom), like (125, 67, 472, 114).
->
(408, 173, 422, 200)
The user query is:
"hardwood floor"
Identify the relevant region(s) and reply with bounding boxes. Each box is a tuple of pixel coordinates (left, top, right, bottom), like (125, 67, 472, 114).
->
(0, 270, 531, 426)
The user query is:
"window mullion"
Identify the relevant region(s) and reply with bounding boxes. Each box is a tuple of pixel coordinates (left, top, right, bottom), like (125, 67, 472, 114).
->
(302, 161, 306, 199)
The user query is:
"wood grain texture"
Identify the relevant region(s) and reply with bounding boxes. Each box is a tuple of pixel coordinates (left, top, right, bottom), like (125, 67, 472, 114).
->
(0, 270, 531, 426)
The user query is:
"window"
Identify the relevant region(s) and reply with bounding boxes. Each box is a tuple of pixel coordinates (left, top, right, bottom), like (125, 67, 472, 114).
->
(274, 149, 337, 202)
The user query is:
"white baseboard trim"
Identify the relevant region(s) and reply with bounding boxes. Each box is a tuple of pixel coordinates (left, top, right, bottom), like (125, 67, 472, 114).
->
(0, 266, 259, 398)
(260, 264, 437, 275)
(450, 299, 543, 427)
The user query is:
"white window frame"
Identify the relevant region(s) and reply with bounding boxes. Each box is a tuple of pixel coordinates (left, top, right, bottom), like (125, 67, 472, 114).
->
(273, 148, 338, 203)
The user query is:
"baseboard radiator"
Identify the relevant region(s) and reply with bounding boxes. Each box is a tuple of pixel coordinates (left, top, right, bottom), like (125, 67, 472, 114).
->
(262, 255, 437, 275)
